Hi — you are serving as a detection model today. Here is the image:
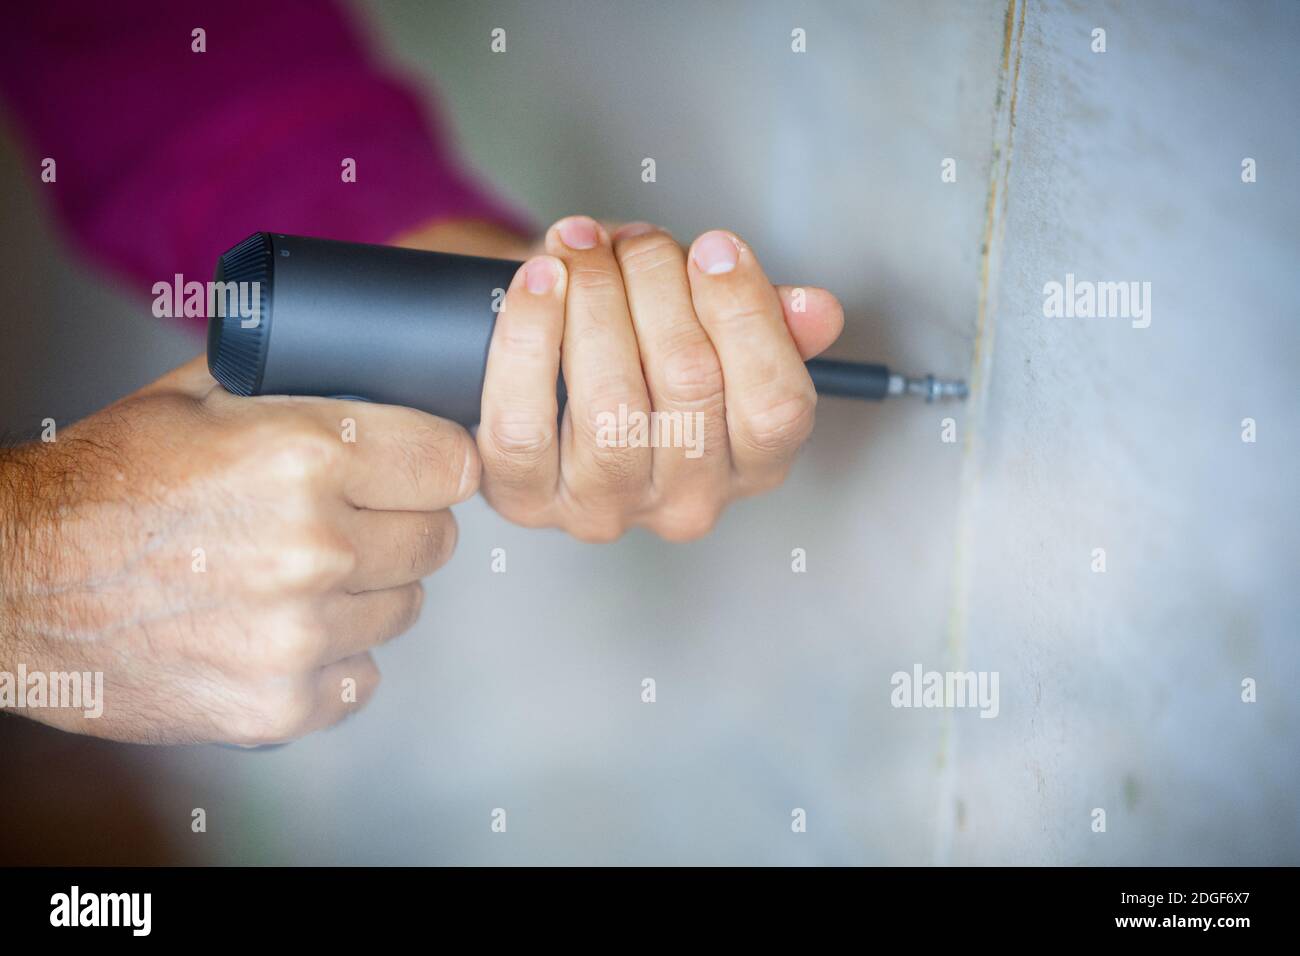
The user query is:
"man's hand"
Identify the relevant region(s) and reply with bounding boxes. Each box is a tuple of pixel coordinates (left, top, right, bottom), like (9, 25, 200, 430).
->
(478, 216, 844, 542)
(0, 358, 478, 744)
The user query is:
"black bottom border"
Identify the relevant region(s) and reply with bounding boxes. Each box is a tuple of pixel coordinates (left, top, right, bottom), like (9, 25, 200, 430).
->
(0, 865, 1289, 941)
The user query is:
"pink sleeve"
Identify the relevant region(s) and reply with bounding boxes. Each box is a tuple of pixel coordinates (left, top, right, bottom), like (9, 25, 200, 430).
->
(0, 0, 530, 300)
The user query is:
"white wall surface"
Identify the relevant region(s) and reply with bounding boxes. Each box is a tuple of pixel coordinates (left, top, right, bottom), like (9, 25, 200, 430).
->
(947, 0, 1300, 864)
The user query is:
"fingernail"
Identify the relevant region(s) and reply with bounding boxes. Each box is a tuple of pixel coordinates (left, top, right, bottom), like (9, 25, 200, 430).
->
(524, 257, 558, 294)
(556, 216, 600, 250)
(612, 221, 658, 241)
(692, 231, 739, 275)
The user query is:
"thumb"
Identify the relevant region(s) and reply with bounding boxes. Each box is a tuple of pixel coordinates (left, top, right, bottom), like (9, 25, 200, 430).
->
(776, 285, 845, 360)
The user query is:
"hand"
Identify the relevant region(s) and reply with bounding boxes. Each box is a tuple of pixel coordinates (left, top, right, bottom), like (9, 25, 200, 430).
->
(477, 216, 844, 542)
(0, 358, 478, 744)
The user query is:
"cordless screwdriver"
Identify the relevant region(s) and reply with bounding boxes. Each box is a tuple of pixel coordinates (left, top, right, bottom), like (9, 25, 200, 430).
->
(206, 232, 967, 425)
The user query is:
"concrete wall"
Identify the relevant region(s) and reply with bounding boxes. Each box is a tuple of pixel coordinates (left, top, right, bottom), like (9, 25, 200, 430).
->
(0, 0, 1295, 864)
(946, 0, 1300, 864)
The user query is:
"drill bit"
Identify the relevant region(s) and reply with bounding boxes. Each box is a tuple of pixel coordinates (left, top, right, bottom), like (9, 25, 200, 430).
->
(889, 372, 970, 402)
(805, 358, 968, 403)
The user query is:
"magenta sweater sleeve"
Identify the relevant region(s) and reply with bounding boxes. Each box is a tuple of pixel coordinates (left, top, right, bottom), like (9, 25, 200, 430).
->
(0, 0, 529, 301)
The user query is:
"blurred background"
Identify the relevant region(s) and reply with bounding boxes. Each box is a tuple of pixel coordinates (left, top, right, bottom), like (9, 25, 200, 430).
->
(1, 0, 1297, 864)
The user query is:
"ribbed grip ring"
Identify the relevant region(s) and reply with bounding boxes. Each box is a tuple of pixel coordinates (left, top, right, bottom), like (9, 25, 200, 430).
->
(207, 231, 274, 396)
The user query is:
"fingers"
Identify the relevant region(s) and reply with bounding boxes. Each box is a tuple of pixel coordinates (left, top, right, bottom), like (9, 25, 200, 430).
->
(478, 256, 566, 520)
(336, 405, 480, 512)
(319, 583, 425, 664)
(304, 652, 382, 737)
(223, 583, 417, 744)
(686, 230, 818, 488)
(547, 216, 653, 529)
(229, 652, 382, 746)
(611, 222, 730, 530)
(342, 509, 457, 592)
(249, 396, 480, 512)
(187, 350, 480, 513)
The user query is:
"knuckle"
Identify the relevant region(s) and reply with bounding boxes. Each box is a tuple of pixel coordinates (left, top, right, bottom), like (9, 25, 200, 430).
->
(258, 529, 356, 592)
(571, 517, 627, 544)
(482, 492, 553, 529)
(658, 337, 725, 406)
(228, 683, 315, 746)
(590, 456, 645, 497)
(651, 497, 723, 542)
(578, 377, 649, 432)
(567, 265, 623, 296)
(259, 608, 327, 672)
(573, 424, 650, 497)
(741, 469, 788, 496)
(495, 321, 555, 360)
(617, 234, 684, 277)
(484, 415, 557, 463)
(256, 419, 342, 482)
(737, 385, 817, 454)
(705, 301, 774, 334)
(656, 513, 718, 543)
